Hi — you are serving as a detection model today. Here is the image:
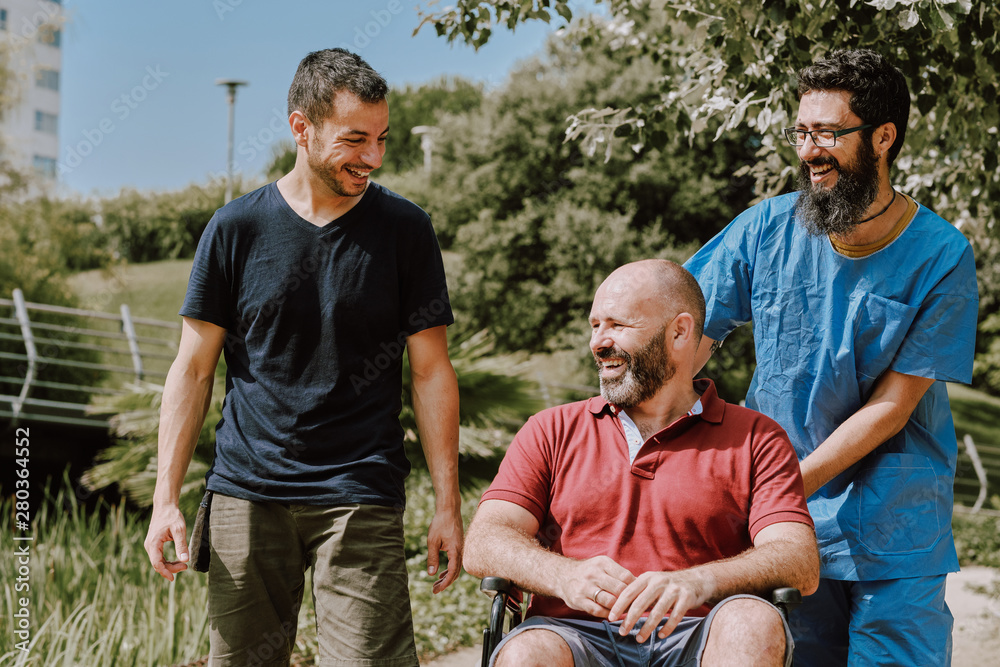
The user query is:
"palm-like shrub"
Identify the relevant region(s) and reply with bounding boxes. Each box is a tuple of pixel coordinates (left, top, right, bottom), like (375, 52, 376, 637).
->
(82, 330, 541, 519)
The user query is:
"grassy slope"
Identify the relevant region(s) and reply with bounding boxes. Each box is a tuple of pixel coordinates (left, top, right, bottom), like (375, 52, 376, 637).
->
(948, 383, 1000, 509)
(67, 259, 193, 322)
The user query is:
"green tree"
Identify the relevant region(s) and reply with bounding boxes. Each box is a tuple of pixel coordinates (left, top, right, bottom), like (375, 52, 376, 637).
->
(416, 32, 757, 383)
(419, 0, 1000, 396)
(419, 0, 999, 239)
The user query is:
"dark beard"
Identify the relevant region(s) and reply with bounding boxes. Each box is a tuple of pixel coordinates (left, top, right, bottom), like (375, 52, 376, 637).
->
(794, 138, 880, 237)
(595, 325, 675, 409)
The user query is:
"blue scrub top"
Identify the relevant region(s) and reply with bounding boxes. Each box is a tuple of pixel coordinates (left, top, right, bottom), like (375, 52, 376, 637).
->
(685, 192, 978, 581)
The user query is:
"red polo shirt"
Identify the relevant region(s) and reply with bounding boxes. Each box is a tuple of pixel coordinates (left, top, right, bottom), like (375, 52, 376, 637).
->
(482, 379, 813, 620)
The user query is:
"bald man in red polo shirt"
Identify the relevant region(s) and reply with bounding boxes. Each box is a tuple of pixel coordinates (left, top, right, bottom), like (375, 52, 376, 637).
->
(464, 260, 819, 667)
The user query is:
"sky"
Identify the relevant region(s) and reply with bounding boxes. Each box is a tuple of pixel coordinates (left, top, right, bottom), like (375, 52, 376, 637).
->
(57, 0, 586, 195)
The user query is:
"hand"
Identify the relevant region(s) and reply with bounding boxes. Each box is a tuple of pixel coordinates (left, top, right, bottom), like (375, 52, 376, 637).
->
(144, 504, 189, 581)
(608, 569, 715, 642)
(426, 505, 464, 594)
(557, 556, 636, 619)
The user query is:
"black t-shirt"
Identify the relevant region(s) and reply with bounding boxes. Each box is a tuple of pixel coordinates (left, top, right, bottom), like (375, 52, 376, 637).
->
(180, 181, 453, 507)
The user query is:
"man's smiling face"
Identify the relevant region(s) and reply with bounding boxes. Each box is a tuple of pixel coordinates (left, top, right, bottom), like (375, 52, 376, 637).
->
(793, 89, 881, 237)
(306, 90, 388, 199)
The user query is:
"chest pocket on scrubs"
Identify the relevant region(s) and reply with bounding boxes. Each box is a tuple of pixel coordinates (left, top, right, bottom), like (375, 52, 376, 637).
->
(858, 453, 942, 554)
(852, 293, 918, 386)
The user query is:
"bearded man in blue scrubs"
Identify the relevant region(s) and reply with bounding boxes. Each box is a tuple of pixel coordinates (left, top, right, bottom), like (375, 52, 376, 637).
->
(684, 49, 978, 666)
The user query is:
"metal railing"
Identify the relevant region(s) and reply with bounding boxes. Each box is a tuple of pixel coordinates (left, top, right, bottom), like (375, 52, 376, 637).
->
(0, 289, 180, 428)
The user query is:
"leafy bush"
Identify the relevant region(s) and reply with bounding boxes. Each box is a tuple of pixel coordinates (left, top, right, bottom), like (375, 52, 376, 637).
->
(0, 198, 107, 403)
(100, 180, 235, 263)
(953, 509, 1000, 569)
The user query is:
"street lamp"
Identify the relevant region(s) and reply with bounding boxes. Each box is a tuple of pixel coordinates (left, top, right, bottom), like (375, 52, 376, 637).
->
(411, 125, 442, 174)
(215, 78, 248, 204)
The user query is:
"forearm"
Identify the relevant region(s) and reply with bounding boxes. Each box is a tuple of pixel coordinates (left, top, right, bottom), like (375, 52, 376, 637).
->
(152, 361, 215, 507)
(799, 371, 934, 497)
(465, 516, 575, 599)
(799, 404, 900, 498)
(687, 526, 819, 600)
(411, 365, 461, 512)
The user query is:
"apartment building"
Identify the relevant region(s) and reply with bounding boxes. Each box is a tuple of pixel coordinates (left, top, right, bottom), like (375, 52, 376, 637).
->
(0, 0, 63, 180)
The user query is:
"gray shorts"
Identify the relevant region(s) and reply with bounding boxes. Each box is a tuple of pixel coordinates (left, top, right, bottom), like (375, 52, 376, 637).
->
(489, 595, 793, 667)
(206, 492, 418, 667)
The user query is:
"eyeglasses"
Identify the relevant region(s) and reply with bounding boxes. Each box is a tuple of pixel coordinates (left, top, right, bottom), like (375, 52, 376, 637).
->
(782, 124, 872, 147)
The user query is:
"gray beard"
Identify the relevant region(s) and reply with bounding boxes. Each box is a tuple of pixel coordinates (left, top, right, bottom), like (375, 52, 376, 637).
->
(596, 326, 674, 410)
(794, 140, 880, 237)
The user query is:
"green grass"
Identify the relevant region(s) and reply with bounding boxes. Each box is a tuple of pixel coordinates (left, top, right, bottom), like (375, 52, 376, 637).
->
(948, 383, 1000, 509)
(0, 472, 487, 666)
(67, 259, 193, 323)
(0, 480, 210, 667)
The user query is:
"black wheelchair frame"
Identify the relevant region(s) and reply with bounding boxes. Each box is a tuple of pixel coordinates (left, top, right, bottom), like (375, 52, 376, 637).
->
(479, 577, 801, 667)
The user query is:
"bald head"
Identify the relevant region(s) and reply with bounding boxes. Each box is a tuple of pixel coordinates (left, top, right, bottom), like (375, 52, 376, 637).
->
(597, 260, 706, 338)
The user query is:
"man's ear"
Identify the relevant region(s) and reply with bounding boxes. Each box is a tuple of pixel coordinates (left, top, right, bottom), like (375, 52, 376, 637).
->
(874, 121, 896, 160)
(289, 110, 312, 148)
(671, 312, 697, 349)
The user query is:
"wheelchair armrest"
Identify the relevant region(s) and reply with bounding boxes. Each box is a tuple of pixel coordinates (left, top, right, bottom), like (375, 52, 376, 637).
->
(770, 587, 802, 622)
(480, 576, 514, 595)
(480, 578, 524, 667)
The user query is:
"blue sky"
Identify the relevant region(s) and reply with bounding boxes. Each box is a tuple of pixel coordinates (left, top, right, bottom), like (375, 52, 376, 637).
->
(58, 0, 582, 195)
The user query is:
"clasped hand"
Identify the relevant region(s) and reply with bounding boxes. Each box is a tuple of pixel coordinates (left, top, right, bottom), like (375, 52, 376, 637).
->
(561, 558, 715, 644)
(609, 569, 715, 643)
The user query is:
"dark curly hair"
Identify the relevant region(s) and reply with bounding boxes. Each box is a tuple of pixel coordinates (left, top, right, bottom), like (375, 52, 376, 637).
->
(287, 48, 388, 127)
(796, 49, 910, 166)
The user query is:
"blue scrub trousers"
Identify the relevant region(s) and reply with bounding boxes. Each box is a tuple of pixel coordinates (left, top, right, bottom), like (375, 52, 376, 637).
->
(789, 576, 952, 666)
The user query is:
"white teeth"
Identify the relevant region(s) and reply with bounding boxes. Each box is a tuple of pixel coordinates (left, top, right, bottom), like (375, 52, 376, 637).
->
(346, 167, 370, 178)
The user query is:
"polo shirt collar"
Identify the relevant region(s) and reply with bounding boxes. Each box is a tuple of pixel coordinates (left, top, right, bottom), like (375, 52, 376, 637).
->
(586, 378, 726, 424)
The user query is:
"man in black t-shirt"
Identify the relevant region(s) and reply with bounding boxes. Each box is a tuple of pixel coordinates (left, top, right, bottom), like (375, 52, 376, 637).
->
(143, 49, 463, 667)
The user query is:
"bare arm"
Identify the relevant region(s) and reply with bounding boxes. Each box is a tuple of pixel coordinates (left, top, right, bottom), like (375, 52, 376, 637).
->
(144, 317, 226, 581)
(799, 370, 934, 497)
(609, 521, 819, 642)
(465, 499, 636, 618)
(407, 325, 464, 593)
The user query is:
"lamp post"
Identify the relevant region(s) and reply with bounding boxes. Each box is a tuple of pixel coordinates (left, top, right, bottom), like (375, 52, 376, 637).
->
(215, 79, 248, 204)
(410, 125, 442, 174)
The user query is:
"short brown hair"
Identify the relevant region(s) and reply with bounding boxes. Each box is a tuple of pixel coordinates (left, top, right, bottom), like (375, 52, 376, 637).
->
(287, 48, 388, 126)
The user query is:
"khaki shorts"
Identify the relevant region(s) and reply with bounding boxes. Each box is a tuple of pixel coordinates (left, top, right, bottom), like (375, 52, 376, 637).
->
(206, 493, 418, 667)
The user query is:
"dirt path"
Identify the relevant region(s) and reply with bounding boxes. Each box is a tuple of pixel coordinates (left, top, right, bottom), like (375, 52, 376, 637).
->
(950, 566, 1000, 667)
(423, 568, 1000, 666)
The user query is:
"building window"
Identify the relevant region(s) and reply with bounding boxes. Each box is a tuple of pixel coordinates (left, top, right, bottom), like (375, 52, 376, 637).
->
(1, 9, 8, 31)
(38, 26, 61, 47)
(33, 155, 57, 178)
(35, 110, 58, 134)
(36, 68, 60, 91)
